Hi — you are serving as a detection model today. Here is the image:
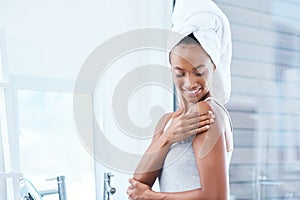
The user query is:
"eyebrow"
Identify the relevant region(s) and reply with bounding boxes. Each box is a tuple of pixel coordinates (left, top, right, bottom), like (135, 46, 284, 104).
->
(174, 65, 207, 70)
(174, 66, 184, 70)
(195, 65, 207, 69)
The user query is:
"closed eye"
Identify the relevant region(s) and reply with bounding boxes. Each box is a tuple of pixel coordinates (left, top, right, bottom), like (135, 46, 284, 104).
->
(195, 71, 205, 76)
(175, 73, 185, 77)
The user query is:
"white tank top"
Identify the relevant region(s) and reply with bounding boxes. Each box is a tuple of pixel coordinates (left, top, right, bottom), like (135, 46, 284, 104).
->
(159, 98, 233, 197)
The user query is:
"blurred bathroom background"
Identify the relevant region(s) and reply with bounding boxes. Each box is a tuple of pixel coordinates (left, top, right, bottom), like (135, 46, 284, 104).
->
(0, 0, 300, 199)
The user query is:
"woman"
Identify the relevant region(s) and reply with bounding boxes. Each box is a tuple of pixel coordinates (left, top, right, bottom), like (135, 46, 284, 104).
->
(127, 0, 233, 199)
(127, 32, 233, 199)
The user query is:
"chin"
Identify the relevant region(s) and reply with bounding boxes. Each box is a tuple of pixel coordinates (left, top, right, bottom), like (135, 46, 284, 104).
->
(182, 94, 202, 104)
(180, 91, 209, 104)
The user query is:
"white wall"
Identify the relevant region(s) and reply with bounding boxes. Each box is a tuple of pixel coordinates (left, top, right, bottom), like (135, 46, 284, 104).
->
(0, 0, 173, 82)
(0, 0, 174, 199)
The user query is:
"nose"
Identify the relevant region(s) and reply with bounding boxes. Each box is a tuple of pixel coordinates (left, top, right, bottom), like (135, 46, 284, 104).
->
(184, 74, 198, 89)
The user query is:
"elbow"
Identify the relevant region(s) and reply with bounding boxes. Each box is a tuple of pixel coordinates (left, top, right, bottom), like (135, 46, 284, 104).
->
(203, 193, 228, 200)
(210, 186, 229, 200)
(133, 173, 143, 182)
(213, 193, 228, 200)
(199, 187, 229, 200)
(132, 173, 154, 187)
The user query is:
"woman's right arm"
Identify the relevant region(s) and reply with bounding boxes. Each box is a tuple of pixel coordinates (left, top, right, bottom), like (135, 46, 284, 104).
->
(133, 112, 173, 187)
(133, 110, 214, 187)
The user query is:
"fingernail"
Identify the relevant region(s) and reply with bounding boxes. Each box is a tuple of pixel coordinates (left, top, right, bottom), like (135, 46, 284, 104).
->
(210, 118, 215, 123)
(208, 111, 212, 114)
(212, 114, 216, 118)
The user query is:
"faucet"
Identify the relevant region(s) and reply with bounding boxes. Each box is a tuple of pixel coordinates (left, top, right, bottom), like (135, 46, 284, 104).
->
(253, 170, 281, 200)
(103, 172, 116, 200)
(39, 176, 67, 200)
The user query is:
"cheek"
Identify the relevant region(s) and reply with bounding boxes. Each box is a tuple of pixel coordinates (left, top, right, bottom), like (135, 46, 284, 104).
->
(173, 79, 184, 92)
(172, 75, 183, 86)
(173, 79, 181, 88)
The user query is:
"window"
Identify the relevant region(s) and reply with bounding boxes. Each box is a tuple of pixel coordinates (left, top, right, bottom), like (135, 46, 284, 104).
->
(18, 90, 95, 200)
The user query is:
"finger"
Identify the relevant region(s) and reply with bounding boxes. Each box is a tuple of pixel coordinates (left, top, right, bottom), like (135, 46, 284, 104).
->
(185, 125, 210, 136)
(179, 121, 210, 133)
(127, 193, 133, 200)
(181, 115, 212, 127)
(128, 178, 134, 187)
(209, 111, 216, 119)
(190, 110, 215, 121)
(126, 187, 131, 195)
(181, 111, 212, 121)
(196, 125, 210, 134)
(128, 178, 138, 187)
(127, 186, 134, 191)
(176, 115, 214, 134)
(127, 188, 134, 199)
(199, 118, 215, 127)
(179, 122, 200, 133)
(184, 111, 215, 126)
(208, 110, 217, 118)
(184, 115, 210, 125)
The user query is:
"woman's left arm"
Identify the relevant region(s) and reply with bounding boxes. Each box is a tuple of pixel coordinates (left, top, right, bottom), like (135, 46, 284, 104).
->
(127, 102, 230, 200)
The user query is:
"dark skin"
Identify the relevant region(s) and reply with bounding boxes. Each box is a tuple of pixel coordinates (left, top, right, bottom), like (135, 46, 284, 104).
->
(127, 44, 233, 200)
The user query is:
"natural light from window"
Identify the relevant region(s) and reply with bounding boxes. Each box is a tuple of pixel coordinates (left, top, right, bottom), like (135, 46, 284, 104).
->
(18, 90, 95, 200)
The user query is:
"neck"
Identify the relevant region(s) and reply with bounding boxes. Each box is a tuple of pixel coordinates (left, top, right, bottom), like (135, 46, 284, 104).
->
(180, 93, 211, 113)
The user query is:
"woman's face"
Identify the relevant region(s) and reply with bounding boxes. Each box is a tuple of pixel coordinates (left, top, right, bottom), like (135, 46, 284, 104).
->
(170, 44, 215, 104)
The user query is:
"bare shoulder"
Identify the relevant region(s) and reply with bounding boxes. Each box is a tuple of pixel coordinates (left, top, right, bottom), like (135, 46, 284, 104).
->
(198, 100, 227, 123)
(194, 100, 224, 142)
(194, 99, 233, 155)
(197, 100, 214, 114)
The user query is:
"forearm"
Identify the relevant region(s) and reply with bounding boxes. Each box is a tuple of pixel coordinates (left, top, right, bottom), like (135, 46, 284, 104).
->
(128, 178, 227, 200)
(133, 135, 171, 186)
(149, 188, 227, 200)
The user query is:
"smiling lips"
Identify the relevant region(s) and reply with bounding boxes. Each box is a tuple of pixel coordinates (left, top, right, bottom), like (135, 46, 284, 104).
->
(183, 87, 201, 96)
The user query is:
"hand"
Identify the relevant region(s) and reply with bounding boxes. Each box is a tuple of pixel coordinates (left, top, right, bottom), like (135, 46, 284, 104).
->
(161, 108, 215, 145)
(127, 178, 154, 200)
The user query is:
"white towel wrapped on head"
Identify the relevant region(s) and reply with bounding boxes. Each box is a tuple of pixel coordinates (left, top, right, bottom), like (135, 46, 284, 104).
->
(170, 0, 232, 105)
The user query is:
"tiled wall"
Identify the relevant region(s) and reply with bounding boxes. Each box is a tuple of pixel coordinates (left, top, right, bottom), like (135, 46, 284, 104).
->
(215, 0, 300, 199)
